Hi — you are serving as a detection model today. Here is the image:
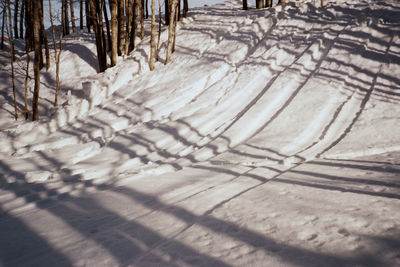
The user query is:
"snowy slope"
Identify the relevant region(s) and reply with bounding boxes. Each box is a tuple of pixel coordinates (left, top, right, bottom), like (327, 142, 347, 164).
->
(0, 0, 400, 266)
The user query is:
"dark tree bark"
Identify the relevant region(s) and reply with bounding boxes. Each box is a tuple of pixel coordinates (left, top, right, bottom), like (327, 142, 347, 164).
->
(265, 0, 272, 7)
(183, 0, 188, 18)
(1, 8, 5, 49)
(24, 0, 33, 52)
(128, 0, 138, 53)
(102, 0, 111, 52)
(32, 0, 41, 121)
(80, 0, 83, 29)
(243, 0, 248, 10)
(64, 0, 70, 35)
(70, 0, 77, 32)
(88, 0, 107, 72)
(14, 0, 18, 38)
(110, 0, 117, 66)
(117, 0, 124, 55)
(177, 0, 180, 21)
(145, 0, 149, 19)
(85, 0, 91, 32)
(124, 0, 132, 54)
(19, 0, 24, 38)
(164, 0, 169, 25)
(140, 0, 144, 39)
(256, 0, 263, 9)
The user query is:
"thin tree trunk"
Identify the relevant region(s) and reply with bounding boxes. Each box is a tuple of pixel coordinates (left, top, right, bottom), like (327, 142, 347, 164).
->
(164, 0, 169, 25)
(80, 0, 83, 29)
(110, 0, 117, 66)
(140, 0, 144, 39)
(278, 0, 286, 4)
(117, 0, 124, 55)
(64, 0, 70, 35)
(88, 0, 107, 72)
(39, 0, 49, 70)
(124, 0, 132, 54)
(1, 9, 5, 49)
(97, 0, 107, 66)
(102, 0, 111, 52)
(49, 0, 63, 106)
(177, 0, 180, 21)
(14, 0, 19, 39)
(32, 0, 41, 121)
(85, 0, 91, 32)
(172, 0, 178, 52)
(128, 0, 138, 53)
(256, 0, 263, 9)
(145, 0, 148, 19)
(165, 0, 176, 64)
(19, 0, 24, 38)
(265, 0, 272, 8)
(7, 0, 18, 120)
(156, 0, 161, 60)
(70, 0, 77, 32)
(149, 0, 155, 70)
(243, 0, 248, 10)
(183, 0, 188, 18)
(24, 36, 30, 119)
(24, 0, 32, 52)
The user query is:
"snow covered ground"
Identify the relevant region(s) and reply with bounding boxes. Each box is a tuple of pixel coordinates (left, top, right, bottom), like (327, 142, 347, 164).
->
(1, 0, 399, 266)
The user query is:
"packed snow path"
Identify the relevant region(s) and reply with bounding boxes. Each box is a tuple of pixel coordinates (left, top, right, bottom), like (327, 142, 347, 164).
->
(1, 0, 400, 266)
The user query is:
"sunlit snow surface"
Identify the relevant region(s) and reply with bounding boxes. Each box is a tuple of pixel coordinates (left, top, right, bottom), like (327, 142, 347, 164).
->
(1, 0, 400, 266)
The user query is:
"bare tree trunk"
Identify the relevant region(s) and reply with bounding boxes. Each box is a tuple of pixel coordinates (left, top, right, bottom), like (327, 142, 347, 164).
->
(102, 0, 111, 52)
(128, 0, 138, 53)
(149, 0, 155, 70)
(156, 0, 161, 60)
(85, 0, 91, 32)
(256, 0, 263, 9)
(14, 0, 19, 39)
(243, 0, 248, 10)
(265, 0, 272, 8)
(145, 0, 148, 19)
(278, 0, 286, 4)
(32, 0, 41, 121)
(110, 0, 117, 66)
(124, 0, 132, 54)
(80, 0, 83, 29)
(165, 0, 176, 65)
(49, 0, 63, 106)
(70, 0, 77, 32)
(183, 0, 188, 18)
(1, 9, 5, 49)
(140, 0, 144, 39)
(164, 0, 169, 25)
(177, 0, 180, 21)
(39, 0, 49, 70)
(172, 1, 178, 53)
(23, 0, 32, 119)
(64, 0, 70, 35)
(7, 0, 18, 120)
(24, 0, 32, 52)
(88, 0, 107, 72)
(117, 0, 124, 55)
(19, 0, 24, 38)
